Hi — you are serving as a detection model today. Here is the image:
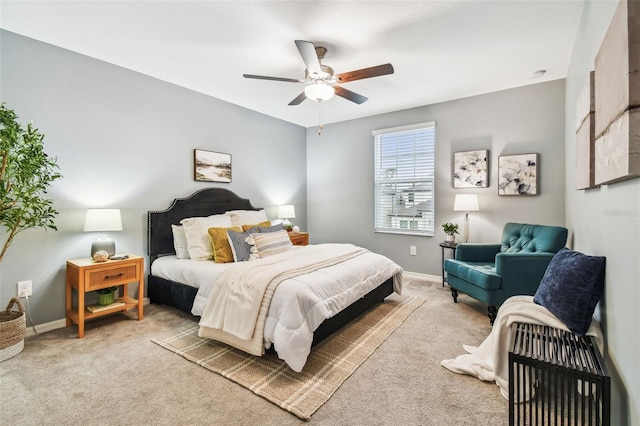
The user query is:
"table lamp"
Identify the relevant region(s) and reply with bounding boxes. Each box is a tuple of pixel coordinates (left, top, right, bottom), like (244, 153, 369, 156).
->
(453, 194, 479, 243)
(277, 205, 296, 231)
(83, 208, 123, 258)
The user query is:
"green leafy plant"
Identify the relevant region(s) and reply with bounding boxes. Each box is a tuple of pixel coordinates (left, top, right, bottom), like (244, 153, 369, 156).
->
(95, 286, 118, 295)
(0, 103, 62, 263)
(442, 222, 459, 236)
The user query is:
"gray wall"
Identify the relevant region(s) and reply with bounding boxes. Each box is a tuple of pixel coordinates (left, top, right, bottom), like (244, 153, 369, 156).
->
(0, 30, 307, 324)
(565, 2, 639, 425)
(307, 80, 566, 276)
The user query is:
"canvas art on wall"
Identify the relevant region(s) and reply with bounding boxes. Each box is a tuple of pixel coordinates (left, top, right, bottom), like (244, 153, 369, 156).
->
(498, 153, 538, 196)
(593, 0, 640, 185)
(575, 71, 596, 190)
(194, 149, 232, 183)
(453, 150, 488, 188)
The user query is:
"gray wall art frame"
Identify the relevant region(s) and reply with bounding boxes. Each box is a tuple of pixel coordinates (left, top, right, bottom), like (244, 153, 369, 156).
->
(498, 153, 538, 196)
(453, 149, 489, 188)
(194, 149, 232, 183)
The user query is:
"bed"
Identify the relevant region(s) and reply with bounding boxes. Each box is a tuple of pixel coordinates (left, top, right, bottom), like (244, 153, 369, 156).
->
(147, 188, 402, 371)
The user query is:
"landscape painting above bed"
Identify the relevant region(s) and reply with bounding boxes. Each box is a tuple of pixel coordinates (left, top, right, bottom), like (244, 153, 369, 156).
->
(147, 188, 403, 372)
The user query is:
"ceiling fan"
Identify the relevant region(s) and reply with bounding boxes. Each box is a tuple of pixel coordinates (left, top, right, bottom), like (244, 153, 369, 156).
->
(243, 40, 394, 106)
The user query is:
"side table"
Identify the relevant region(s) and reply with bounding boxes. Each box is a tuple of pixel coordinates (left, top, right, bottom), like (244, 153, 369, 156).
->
(439, 242, 458, 287)
(66, 255, 144, 338)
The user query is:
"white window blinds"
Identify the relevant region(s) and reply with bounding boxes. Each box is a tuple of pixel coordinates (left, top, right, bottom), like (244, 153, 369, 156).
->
(373, 122, 435, 236)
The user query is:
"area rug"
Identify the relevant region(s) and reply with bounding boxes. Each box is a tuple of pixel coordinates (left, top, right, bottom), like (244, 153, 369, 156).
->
(152, 296, 425, 420)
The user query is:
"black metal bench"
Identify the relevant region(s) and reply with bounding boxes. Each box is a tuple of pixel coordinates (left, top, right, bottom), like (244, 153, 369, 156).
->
(508, 322, 610, 426)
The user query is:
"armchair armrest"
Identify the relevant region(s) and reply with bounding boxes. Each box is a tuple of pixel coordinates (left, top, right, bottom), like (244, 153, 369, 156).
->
(456, 244, 501, 262)
(496, 252, 556, 296)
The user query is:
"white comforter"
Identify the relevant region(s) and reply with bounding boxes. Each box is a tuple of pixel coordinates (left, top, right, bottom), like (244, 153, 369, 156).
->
(198, 243, 403, 371)
(440, 295, 604, 400)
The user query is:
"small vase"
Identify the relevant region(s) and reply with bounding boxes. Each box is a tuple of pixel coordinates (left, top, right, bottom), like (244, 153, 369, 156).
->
(98, 291, 115, 306)
(445, 235, 455, 243)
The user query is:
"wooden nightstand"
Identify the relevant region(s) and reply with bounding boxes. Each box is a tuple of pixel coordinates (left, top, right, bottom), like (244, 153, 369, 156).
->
(289, 232, 309, 246)
(66, 255, 144, 338)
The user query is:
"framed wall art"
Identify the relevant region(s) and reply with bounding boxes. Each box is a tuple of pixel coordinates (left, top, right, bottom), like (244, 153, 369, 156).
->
(453, 150, 488, 188)
(194, 149, 232, 183)
(498, 153, 538, 196)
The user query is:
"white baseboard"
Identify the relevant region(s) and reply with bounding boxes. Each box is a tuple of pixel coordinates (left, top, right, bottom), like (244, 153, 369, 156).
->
(25, 297, 151, 337)
(402, 271, 441, 283)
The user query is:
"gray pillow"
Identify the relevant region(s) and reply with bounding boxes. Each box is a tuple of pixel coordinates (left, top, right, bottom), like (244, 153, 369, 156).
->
(533, 247, 605, 336)
(258, 224, 284, 233)
(227, 227, 258, 262)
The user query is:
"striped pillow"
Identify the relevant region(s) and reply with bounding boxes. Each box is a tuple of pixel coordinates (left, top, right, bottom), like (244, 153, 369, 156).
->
(248, 230, 293, 258)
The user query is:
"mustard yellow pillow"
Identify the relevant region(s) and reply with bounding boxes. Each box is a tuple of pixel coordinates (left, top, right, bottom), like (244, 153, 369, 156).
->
(241, 221, 271, 232)
(208, 226, 242, 263)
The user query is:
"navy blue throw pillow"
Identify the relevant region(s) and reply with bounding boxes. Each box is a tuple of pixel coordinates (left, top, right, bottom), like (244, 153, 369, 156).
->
(533, 247, 605, 336)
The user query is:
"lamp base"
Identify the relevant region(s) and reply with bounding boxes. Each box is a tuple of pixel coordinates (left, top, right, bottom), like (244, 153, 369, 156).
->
(462, 213, 470, 243)
(91, 235, 116, 258)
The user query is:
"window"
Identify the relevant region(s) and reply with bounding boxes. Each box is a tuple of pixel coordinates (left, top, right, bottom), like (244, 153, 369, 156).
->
(373, 122, 435, 236)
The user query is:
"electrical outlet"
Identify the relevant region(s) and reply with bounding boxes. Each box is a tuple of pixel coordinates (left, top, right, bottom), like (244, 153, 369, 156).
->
(17, 280, 32, 297)
(410, 246, 417, 256)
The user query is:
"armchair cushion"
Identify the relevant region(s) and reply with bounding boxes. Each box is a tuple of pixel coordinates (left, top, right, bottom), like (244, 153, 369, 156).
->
(533, 248, 605, 336)
(444, 260, 500, 290)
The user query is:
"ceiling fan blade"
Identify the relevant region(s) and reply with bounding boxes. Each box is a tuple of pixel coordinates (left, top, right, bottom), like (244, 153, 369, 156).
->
(288, 92, 307, 106)
(334, 86, 368, 104)
(294, 40, 322, 76)
(243, 74, 303, 83)
(336, 63, 394, 83)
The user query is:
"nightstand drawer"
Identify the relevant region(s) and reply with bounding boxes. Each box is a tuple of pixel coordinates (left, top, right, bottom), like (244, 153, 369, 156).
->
(87, 265, 138, 291)
(289, 232, 309, 246)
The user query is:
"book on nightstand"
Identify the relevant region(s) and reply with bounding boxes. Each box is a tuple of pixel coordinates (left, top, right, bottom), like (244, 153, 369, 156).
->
(86, 301, 126, 313)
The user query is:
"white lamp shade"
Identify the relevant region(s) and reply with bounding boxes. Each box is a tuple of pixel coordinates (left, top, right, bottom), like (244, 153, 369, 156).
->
(83, 209, 123, 232)
(304, 83, 335, 102)
(277, 205, 296, 219)
(453, 194, 479, 212)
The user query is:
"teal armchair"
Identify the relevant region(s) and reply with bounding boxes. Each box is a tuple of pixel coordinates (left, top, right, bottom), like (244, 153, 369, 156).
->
(444, 222, 568, 324)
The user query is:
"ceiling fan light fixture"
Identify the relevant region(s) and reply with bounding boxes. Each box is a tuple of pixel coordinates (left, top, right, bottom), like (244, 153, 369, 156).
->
(305, 82, 335, 102)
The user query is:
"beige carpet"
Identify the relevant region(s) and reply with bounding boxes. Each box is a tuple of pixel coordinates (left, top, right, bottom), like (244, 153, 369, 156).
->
(152, 296, 425, 420)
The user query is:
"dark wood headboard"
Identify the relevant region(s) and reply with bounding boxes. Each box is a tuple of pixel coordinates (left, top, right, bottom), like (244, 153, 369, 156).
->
(147, 188, 259, 261)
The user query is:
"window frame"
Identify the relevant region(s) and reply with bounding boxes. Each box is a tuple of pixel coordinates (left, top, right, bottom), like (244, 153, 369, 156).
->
(373, 121, 436, 236)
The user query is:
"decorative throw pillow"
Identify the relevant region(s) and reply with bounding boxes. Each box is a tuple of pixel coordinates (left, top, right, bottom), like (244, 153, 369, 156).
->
(171, 225, 190, 259)
(229, 209, 269, 227)
(180, 214, 232, 260)
(241, 221, 271, 231)
(208, 226, 242, 263)
(247, 229, 293, 258)
(533, 247, 606, 336)
(227, 227, 258, 262)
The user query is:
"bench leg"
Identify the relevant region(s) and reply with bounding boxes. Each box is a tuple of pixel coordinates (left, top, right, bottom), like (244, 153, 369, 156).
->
(488, 305, 498, 325)
(451, 288, 458, 303)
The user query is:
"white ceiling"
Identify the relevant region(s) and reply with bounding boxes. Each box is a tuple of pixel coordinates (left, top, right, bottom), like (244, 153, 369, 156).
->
(0, 1, 585, 128)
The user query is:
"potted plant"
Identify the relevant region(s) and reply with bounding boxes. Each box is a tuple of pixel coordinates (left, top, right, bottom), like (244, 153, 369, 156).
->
(0, 103, 62, 263)
(96, 286, 118, 306)
(442, 222, 459, 243)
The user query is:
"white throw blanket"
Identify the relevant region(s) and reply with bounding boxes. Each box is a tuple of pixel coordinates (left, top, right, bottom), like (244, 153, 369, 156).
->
(440, 295, 604, 400)
(199, 244, 370, 340)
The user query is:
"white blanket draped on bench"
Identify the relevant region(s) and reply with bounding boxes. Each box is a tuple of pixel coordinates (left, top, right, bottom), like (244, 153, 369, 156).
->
(440, 295, 604, 400)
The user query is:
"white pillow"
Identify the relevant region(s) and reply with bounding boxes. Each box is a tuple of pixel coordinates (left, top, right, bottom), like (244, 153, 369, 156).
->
(229, 209, 269, 227)
(247, 229, 293, 259)
(180, 214, 232, 260)
(171, 225, 190, 259)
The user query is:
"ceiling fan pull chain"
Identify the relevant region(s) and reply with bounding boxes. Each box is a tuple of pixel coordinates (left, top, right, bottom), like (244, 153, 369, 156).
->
(318, 105, 324, 135)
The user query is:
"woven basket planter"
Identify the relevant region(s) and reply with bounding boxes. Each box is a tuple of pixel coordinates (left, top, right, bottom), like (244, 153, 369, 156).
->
(0, 297, 26, 361)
